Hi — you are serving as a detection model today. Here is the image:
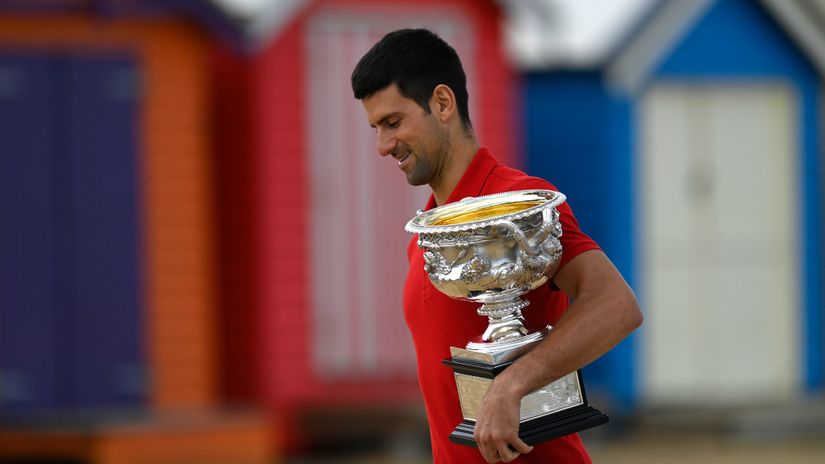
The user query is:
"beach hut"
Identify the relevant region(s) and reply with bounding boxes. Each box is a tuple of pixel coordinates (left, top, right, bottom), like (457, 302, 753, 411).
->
(214, 0, 518, 448)
(0, 1, 271, 462)
(517, 0, 824, 410)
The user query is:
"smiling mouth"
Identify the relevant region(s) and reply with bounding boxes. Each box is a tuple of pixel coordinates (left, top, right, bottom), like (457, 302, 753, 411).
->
(395, 151, 411, 165)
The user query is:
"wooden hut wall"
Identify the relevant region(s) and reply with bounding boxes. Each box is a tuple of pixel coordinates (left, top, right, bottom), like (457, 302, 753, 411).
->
(0, 13, 220, 410)
(221, 0, 517, 414)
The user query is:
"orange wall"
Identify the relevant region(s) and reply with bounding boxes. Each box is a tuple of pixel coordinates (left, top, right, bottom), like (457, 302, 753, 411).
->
(0, 15, 219, 409)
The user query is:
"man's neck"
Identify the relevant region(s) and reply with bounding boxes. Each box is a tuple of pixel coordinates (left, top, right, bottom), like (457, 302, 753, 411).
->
(431, 136, 480, 206)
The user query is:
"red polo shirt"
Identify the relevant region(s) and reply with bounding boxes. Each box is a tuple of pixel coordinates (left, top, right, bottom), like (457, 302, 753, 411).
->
(404, 147, 600, 463)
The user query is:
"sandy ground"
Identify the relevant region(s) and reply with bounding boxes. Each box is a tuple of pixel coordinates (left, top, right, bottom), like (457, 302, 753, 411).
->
(587, 435, 825, 464)
(284, 433, 825, 464)
(284, 405, 825, 464)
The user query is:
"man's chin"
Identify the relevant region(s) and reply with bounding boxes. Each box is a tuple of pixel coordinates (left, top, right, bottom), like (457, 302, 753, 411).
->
(405, 175, 429, 187)
(404, 163, 432, 186)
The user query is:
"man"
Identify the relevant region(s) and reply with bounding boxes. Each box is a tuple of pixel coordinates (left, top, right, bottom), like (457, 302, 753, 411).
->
(351, 29, 642, 463)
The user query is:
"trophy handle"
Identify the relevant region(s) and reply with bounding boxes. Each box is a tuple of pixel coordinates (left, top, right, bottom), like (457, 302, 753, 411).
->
(492, 208, 557, 256)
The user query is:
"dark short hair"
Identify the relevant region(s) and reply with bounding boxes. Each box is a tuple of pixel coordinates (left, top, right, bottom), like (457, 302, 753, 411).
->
(351, 28, 472, 130)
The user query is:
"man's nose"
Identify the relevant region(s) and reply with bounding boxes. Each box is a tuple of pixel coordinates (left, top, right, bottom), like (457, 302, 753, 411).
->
(377, 131, 396, 157)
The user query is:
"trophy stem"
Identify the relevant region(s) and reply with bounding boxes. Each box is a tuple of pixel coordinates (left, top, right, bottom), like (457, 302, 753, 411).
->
(466, 328, 547, 355)
(472, 299, 543, 345)
(467, 298, 550, 354)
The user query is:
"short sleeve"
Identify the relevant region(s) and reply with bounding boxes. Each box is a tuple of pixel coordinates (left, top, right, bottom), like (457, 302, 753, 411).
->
(555, 200, 601, 270)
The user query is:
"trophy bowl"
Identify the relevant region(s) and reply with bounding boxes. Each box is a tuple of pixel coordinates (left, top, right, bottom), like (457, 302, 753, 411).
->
(405, 190, 566, 353)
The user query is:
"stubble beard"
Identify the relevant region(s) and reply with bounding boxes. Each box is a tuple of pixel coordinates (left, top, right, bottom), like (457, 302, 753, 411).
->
(405, 126, 450, 187)
(405, 155, 432, 186)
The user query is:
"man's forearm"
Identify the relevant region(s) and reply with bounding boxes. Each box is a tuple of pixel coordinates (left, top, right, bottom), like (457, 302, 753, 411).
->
(488, 250, 643, 400)
(493, 289, 640, 399)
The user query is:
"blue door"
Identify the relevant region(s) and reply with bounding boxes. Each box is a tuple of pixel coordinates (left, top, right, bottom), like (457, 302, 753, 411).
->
(59, 54, 145, 408)
(0, 56, 61, 412)
(0, 52, 145, 413)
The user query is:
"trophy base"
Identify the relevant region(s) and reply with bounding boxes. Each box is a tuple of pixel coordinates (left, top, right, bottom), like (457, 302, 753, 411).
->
(448, 404, 609, 447)
(443, 350, 608, 447)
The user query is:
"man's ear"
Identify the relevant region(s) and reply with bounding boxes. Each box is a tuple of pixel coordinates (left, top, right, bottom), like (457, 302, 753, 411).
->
(431, 84, 456, 122)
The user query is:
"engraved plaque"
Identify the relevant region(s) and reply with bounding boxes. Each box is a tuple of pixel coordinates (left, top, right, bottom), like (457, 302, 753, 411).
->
(455, 372, 583, 422)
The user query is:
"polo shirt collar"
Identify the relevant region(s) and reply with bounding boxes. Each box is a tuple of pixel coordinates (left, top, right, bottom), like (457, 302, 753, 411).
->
(424, 146, 498, 211)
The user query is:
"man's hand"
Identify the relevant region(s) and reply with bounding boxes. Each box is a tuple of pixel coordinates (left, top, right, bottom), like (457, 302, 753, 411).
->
(473, 379, 533, 463)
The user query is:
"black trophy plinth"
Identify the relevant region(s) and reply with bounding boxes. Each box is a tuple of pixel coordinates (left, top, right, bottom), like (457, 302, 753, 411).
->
(443, 356, 609, 447)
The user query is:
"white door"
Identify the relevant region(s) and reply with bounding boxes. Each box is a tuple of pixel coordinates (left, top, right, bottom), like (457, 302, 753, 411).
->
(640, 84, 799, 405)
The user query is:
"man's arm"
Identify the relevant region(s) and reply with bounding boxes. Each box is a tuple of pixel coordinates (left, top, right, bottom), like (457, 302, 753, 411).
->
(473, 249, 643, 463)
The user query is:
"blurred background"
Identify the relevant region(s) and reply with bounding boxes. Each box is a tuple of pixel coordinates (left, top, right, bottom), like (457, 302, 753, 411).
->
(0, 0, 824, 462)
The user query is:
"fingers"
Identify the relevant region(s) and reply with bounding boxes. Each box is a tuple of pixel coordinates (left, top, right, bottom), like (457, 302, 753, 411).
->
(477, 441, 499, 463)
(509, 436, 533, 455)
(495, 444, 520, 463)
(478, 438, 534, 463)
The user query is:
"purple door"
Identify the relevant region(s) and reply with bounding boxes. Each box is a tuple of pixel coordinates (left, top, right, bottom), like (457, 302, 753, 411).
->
(0, 55, 61, 412)
(0, 52, 145, 414)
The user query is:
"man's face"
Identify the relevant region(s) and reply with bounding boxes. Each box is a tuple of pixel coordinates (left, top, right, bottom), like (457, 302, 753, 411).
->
(362, 84, 449, 187)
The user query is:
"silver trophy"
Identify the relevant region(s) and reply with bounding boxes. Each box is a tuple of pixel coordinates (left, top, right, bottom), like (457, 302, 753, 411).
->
(405, 190, 608, 446)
